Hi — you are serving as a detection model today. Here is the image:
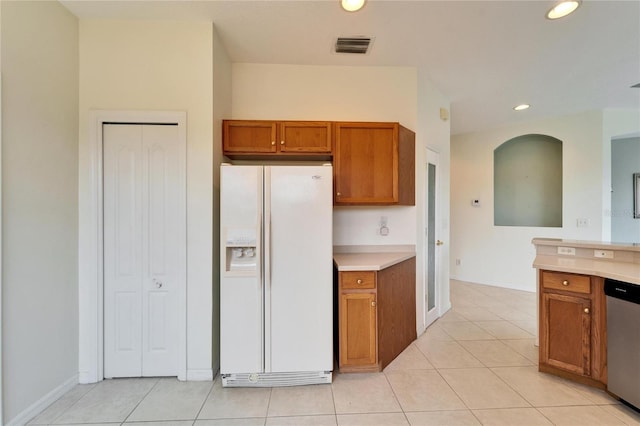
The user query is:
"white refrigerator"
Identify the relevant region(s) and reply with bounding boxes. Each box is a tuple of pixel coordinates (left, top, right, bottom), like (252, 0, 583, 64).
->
(220, 164, 333, 387)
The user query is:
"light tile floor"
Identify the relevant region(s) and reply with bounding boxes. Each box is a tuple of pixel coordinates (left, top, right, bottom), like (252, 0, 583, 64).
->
(28, 280, 640, 426)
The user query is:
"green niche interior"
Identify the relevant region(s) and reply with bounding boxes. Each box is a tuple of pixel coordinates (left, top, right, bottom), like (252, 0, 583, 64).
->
(494, 134, 563, 227)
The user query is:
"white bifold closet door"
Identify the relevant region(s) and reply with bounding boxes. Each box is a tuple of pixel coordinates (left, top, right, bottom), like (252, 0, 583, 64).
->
(103, 124, 180, 378)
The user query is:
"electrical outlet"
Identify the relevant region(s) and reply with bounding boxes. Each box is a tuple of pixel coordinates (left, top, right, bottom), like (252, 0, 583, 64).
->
(557, 246, 576, 256)
(594, 250, 614, 259)
(576, 218, 589, 228)
(379, 216, 389, 236)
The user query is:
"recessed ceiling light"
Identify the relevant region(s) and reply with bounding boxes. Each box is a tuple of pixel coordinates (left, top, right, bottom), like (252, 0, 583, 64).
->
(546, 1, 581, 19)
(341, 0, 366, 12)
(514, 104, 531, 111)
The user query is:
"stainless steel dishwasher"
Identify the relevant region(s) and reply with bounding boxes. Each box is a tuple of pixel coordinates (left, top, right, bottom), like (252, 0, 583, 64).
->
(605, 278, 640, 411)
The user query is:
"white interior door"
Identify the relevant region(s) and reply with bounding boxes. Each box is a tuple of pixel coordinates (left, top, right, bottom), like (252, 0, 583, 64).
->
(425, 149, 441, 327)
(104, 124, 181, 378)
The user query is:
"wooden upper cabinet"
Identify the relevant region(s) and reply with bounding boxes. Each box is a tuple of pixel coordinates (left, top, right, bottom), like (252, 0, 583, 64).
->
(223, 120, 277, 154)
(279, 121, 332, 153)
(334, 122, 415, 206)
(223, 120, 331, 158)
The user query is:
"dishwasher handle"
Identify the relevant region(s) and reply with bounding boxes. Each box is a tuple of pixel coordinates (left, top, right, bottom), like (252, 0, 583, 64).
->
(604, 278, 640, 304)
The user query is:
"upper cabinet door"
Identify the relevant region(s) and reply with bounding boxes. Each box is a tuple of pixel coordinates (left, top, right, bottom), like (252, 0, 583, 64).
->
(223, 120, 277, 153)
(334, 122, 415, 206)
(279, 121, 332, 153)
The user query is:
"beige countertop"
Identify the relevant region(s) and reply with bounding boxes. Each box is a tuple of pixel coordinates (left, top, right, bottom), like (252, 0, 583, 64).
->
(532, 238, 640, 252)
(333, 251, 416, 271)
(532, 238, 640, 285)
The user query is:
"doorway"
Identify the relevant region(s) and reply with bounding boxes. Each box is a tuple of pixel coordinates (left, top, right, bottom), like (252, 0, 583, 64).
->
(103, 123, 183, 378)
(79, 111, 187, 383)
(425, 148, 441, 327)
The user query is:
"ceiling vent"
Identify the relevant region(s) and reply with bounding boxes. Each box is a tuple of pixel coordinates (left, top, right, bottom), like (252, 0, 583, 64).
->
(334, 37, 373, 54)
(632, 83, 640, 88)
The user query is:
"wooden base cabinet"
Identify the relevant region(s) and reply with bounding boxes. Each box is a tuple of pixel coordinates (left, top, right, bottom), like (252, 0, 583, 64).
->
(337, 257, 417, 372)
(539, 270, 607, 388)
(340, 292, 377, 367)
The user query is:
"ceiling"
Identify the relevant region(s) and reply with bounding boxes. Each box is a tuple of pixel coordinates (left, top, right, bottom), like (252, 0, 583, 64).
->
(60, 0, 640, 135)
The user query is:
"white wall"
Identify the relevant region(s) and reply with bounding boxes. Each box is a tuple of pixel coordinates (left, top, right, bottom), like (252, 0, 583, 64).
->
(451, 111, 605, 291)
(611, 137, 640, 243)
(231, 63, 451, 333)
(211, 27, 232, 374)
(417, 68, 452, 321)
(78, 20, 215, 380)
(1, 1, 79, 422)
(602, 109, 640, 240)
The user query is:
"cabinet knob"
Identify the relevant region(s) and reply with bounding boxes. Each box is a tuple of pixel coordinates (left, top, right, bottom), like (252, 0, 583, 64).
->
(562, 280, 569, 286)
(356, 279, 363, 284)
(371, 301, 376, 307)
(337, 192, 341, 196)
(584, 307, 590, 314)
(280, 140, 285, 145)
(271, 141, 276, 146)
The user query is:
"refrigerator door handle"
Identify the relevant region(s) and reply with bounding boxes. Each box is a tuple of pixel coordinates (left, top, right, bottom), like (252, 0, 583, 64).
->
(263, 166, 272, 373)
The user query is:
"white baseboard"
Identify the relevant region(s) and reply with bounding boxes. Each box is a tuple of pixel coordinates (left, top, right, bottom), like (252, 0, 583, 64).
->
(6, 374, 78, 426)
(78, 370, 99, 384)
(186, 368, 214, 381)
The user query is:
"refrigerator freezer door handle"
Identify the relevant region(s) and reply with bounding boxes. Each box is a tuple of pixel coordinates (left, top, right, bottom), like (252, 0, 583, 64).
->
(263, 166, 272, 373)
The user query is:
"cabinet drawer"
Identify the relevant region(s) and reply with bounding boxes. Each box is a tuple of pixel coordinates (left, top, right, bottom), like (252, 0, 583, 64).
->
(341, 271, 376, 290)
(542, 271, 591, 294)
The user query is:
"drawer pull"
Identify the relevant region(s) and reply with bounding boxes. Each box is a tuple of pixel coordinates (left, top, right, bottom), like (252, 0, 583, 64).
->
(357, 279, 363, 284)
(562, 280, 569, 286)
(584, 307, 590, 314)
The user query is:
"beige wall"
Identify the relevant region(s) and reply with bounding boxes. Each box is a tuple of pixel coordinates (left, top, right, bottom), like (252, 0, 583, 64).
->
(451, 109, 640, 291)
(451, 111, 606, 291)
(211, 26, 232, 374)
(416, 68, 452, 322)
(1, 1, 79, 422)
(231, 63, 419, 246)
(78, 20, 215, 378)
(231, 63, 452, 332)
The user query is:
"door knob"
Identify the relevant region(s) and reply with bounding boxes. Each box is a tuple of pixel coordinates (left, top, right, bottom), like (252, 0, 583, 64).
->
(436, 240, 444, 246)
(153, 278, 163, 289)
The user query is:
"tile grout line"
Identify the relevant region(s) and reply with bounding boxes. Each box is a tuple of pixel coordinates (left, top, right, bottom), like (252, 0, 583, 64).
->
(192, 376, 217, 424)
(329, 373, 338, 425)
(33, 383, 98, 426)
(380, 368, 410, 424)
(120, 377, 161, 424)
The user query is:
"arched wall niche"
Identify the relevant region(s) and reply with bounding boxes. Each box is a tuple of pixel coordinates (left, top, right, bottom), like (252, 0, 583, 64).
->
(494, 134, 563, 227)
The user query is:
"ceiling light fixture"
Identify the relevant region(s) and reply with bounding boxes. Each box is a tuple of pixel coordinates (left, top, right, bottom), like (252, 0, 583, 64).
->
(514, 104, 531, 111)
(341, 0, 366, 12)
(546, 0, 581, 19)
